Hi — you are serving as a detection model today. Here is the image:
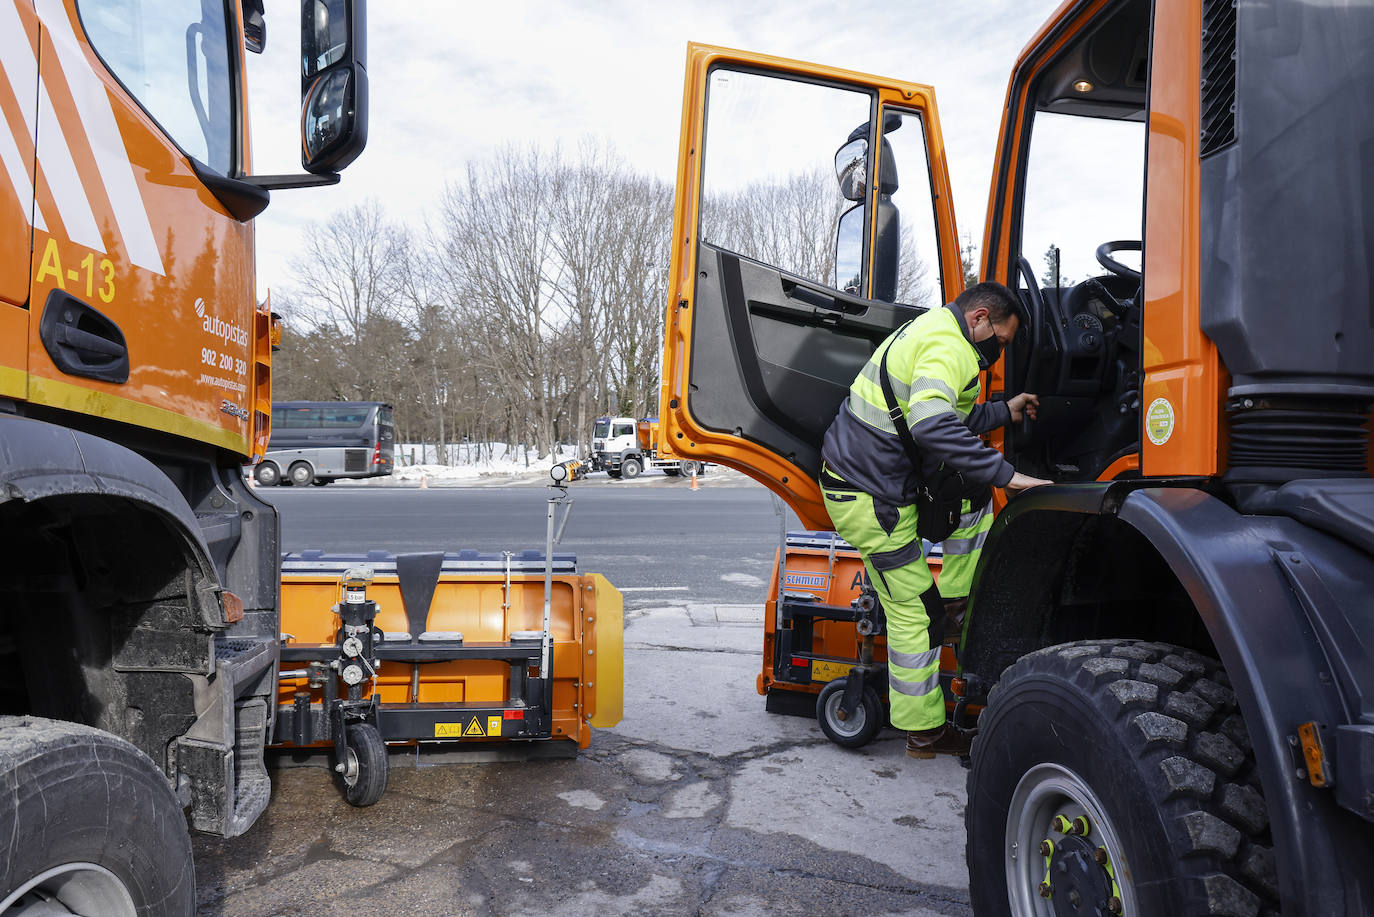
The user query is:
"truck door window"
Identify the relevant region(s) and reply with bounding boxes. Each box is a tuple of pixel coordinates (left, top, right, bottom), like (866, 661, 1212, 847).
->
(1020, 112, 1144, 285)
(612, 423, 634, 438)
(77, 0, 235, 175)
(699, 68, 872, 291)
(877, 109, 943, 309)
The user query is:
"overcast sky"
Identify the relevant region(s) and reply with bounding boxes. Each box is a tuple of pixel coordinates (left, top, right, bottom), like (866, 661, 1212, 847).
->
(245, 0, 1071, 299)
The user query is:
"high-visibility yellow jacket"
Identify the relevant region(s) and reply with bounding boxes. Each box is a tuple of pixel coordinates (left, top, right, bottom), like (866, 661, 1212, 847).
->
(821, 303, 1014, 505)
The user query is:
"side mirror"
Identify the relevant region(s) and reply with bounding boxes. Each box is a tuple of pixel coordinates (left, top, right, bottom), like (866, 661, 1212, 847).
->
(301, 0, 368, 174)
(834, 138, 868, 202)
(833, 204, 865, 294)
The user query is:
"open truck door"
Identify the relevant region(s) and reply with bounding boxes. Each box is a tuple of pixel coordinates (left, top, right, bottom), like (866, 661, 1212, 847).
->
(659, 44, 965, 529)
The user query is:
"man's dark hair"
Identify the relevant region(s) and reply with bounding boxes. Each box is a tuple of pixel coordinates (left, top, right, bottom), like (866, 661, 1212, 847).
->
(955, 281, 1021, 323)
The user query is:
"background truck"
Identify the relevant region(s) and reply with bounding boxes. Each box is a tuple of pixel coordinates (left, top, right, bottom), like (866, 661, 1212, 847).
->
(657, 4, 1374, 914)
(0, 1, 370, 911)
(591, 414, 704, 479)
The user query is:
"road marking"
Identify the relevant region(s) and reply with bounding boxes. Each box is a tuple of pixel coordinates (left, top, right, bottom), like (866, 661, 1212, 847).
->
(618, 586, 689, 592)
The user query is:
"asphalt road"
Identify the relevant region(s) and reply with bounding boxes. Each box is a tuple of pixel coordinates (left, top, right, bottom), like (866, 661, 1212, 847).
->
(192, 473, 974, 916)
(260, 471, 802, 608)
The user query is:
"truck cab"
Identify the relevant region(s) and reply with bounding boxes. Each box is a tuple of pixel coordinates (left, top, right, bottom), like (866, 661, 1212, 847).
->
(591, 415, 642, 477)
(0, 0, 368, 909)
(657, 2, 1374, 913)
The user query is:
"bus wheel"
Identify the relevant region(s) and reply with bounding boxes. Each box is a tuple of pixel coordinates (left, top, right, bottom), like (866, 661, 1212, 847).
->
(254, 462, 281, 486)
(621, 458, 642, 479)
(288, 462, 315, 487)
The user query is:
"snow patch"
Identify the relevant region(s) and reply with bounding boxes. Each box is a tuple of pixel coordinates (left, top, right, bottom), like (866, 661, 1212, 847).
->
(557, 789, 606, 811)
(720, 572, 764, 588)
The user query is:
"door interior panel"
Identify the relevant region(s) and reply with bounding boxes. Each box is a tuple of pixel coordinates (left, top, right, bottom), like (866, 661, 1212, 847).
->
(689, 242, 921, 477)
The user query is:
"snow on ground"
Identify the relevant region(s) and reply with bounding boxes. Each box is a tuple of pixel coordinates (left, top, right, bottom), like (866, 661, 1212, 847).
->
(311, 443, 741, 487)
(388, 443, 579, 485)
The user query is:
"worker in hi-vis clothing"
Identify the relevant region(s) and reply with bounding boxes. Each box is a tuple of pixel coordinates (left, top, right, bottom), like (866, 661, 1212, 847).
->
(819, 282, 1052, 759)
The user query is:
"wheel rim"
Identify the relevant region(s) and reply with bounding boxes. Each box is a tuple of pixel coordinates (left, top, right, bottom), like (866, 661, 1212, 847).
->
(822, 688, 867, 739)
(291, 466, 310, 484)
(0, 862, 138, 916)
(1005, 763, 1138, 917)
(341, 746, 360, 788)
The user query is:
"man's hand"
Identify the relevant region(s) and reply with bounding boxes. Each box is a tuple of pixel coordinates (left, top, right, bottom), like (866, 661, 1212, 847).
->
(1005, 471, 1053, 496)
(1007, 393, 1040, 422)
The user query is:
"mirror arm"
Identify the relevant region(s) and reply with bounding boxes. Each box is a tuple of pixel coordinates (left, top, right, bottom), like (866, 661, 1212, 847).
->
(240, 172, 341, 190)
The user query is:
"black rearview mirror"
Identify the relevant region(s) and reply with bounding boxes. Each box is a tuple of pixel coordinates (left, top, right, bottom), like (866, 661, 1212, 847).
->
(833, 204, 865, 294)
(301, 0, 368, 173)
(834, 138, 868, 202)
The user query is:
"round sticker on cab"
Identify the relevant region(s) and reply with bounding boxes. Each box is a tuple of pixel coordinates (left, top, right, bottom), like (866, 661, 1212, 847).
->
(1147, 398, 1176, 445)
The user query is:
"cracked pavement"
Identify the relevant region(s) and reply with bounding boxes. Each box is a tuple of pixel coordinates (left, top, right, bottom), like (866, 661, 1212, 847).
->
(192, 602, 973, 916)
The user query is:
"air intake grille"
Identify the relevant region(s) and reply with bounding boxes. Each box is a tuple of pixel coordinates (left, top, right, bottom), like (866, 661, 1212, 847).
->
(1200, 0, 1238, 158)
(1226, 396, 1371, 482)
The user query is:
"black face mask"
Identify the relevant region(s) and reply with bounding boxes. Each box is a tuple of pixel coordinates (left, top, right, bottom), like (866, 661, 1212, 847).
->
(974, 333, 1003, 370)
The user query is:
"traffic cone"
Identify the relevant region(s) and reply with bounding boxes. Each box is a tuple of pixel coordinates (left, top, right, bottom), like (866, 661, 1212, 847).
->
(420, 472, 428, 490)
(690, 468, 699, 491)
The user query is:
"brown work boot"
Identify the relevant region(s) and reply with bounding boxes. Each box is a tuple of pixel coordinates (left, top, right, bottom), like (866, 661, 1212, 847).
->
(943, 597, 968, 646)
(906, 723, 974, 759)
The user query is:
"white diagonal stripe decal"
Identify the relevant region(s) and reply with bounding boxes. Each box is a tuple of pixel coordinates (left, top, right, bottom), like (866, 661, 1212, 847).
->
(0, 98, 45, 232)
(0, 0, 47, 231)
(37, 0, 163, 275)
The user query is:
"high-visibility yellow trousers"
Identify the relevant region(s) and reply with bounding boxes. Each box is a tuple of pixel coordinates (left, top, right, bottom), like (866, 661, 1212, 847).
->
(821, 478, 992, 731)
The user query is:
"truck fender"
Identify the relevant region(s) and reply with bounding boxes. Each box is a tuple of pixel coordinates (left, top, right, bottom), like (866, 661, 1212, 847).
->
(0, 413, 224, 628)
(966, 484, 1374, 915)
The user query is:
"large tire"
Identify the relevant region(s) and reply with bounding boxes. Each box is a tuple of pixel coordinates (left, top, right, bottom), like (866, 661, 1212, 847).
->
(816, 677, 882, 748)
(967, 640, 1278, 917)
(288, 461, 315, 487)
(338, 723, 388, 807)
(681, 460, 703, 477)
(621, 457, 642, 480)
(253, 461, 280, 486)
(0, 716, 194, 916)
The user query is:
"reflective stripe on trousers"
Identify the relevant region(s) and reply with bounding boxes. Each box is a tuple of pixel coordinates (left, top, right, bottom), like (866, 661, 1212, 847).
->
(933, 497, 994, 599)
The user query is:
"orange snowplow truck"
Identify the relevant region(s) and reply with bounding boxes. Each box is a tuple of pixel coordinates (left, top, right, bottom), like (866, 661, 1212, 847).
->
(0, 0, 366, 911)
(660, 1, 1374, 913)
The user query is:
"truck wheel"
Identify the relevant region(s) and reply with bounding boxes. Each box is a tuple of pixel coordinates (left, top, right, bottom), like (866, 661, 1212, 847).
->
(621, 458, 642, 479)
(288, 461, 315, 487)
(681, 460, 703, 477)
(254, 461, 281, 486)
(967, 640, 1278, 917)
(0, 716, 194, 916)
(338, 722, 388, 807)
(816, 677, 882, 748)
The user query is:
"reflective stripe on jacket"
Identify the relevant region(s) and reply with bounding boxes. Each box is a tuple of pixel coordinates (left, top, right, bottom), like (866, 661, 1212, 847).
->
(820, 304, 1014, 505)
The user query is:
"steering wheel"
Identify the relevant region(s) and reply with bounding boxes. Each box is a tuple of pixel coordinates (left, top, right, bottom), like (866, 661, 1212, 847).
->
(1095, 240, 1142, 281)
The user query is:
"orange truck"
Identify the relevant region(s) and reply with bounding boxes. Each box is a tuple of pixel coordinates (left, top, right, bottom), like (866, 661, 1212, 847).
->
(658, 2, 1374, 913)
(0, 1, 370, 910)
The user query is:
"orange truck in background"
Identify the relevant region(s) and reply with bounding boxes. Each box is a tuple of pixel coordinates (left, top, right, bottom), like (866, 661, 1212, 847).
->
(659, 1, 1374, 913)
(0, 1, 367, 911)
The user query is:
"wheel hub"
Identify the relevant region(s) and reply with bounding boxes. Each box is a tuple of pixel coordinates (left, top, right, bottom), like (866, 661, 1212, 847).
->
(1044, 834, 1117, 916)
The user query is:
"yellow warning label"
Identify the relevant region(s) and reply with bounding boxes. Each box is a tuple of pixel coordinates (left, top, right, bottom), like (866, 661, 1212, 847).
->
(487, 716, 502, 736)
(463, 717, 485, 737)
(435, 723, 462, 738)
(812, 659, 854, 683)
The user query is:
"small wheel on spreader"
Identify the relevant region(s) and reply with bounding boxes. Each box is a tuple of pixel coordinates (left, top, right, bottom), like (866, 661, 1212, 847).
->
(338, 722, 388, 807)
(817, 677, 882, 748)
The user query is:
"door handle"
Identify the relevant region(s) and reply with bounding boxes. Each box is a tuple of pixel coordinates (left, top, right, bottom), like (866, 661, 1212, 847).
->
(39, 290, 130, 383)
